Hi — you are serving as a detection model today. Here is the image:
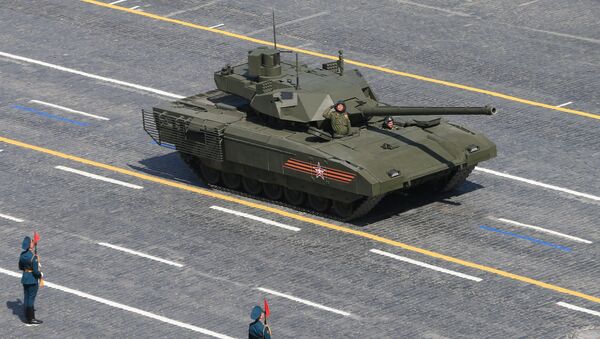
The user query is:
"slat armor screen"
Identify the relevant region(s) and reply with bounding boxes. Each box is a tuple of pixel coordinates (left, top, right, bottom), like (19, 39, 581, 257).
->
(142, 109, 224, 161)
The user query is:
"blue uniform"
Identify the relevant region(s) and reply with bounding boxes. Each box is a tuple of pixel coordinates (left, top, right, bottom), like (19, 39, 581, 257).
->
(248, 320, 271, 339)
(19, 236, 43, 325)
(249, 306, 271, 339)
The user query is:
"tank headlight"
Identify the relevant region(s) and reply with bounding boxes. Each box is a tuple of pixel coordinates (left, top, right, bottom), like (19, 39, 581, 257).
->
(387, 169, 400, 178)
(467, 144, 479, 153)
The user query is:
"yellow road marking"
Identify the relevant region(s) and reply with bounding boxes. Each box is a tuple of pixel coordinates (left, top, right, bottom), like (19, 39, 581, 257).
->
(80, 0, 600, 121)
(2, 135, 599, 304)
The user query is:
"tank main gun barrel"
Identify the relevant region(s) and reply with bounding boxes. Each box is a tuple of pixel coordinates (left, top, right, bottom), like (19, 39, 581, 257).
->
(357, 105, 496, 117)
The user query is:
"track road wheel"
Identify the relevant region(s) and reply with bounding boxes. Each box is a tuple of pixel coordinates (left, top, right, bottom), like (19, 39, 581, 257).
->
(284, 188, 306, 206)
(441, 165, 475, 192)
(200, 163, 220, 185)
(332, 200, 355, 219)
(307, 194, 331, 213)
(242, 177, 262, 195)
(222, 172, 242, 190)
(263, 183, 283, 201)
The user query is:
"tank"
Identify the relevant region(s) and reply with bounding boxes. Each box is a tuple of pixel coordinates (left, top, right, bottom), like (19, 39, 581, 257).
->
(142, 46, 497, 220)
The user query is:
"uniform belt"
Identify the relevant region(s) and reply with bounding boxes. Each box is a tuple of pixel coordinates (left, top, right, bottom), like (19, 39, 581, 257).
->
(23, 269, 33, 272)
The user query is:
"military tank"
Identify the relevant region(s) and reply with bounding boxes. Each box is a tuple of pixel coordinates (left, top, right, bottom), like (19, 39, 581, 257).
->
(142, 46, 496, 220)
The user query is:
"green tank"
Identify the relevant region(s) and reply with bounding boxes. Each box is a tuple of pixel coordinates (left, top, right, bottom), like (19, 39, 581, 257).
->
(143, 46, 496, 219)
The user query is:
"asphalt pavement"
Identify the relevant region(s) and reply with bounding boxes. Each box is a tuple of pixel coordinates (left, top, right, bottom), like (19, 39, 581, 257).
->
(1, 1, 599, 338)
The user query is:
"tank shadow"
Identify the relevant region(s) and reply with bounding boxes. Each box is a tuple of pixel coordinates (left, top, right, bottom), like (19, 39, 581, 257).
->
(350, 180, 484, 226)
(6, 299, 26, 323)
(129, 152, 209, 188)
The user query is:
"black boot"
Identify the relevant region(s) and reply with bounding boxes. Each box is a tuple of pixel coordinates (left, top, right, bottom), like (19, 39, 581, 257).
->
(31, 308, 43, 325)
(24, 307, 38, 326)
(23, 306, 29, 324)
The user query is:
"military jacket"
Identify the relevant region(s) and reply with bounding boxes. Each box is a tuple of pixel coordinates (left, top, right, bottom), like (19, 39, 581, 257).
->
(323, 110, 351, 135)
(249, 320, 271, 339)
(19, 250, 41, 285)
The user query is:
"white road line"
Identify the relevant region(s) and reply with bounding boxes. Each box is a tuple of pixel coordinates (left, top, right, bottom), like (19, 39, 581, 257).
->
(494, 217, 593, 244)
(210, 206, 301, 232)
(164, 1, 221, 18)
(109, 0, 128, 4)
(370, 249, 483, 282)
(257, 287, 351, 317)
(475, 167, 600, 202)
(556, 101, 573, 107)
(246, 11, 329, 36)
(394, 0, 471, 17)
(294, 42, 313, 48)
(29, 100, 110, 121)
(0, 213, 24, 223)
(130, 5, 140, 10)
(98, 242, 183, 267)
(557, 302, 600, 318)
(499, 22, 600, 45)
(0, 267, 235, 338)
(518, 0, 539, 6)
(0, 51, 184, 99)
(209, 23, 224, 29)
(55, 165, 143, 189)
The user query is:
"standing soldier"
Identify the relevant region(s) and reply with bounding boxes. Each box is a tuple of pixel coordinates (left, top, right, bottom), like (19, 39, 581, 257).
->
(249, 305, 271, 339)
(323, 101, 351, 136)
(19, 236, 43, 326)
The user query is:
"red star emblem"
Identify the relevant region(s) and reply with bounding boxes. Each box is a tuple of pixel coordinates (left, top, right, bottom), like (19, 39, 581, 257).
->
(313, 162, 326, 180)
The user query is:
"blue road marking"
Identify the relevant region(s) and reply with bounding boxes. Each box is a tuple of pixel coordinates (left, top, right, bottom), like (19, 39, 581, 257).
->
(150, 139, 176, 150)
(11, 105, 90, 127)
(480, 225, 572, 252)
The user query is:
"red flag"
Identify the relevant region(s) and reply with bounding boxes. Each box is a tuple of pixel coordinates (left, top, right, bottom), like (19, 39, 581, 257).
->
(263, 298, 270, 319)
(33, 231, 41, 245)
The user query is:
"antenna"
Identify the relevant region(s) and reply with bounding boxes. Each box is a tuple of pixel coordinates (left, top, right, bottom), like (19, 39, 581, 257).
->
(272, 10, 277, 50)
(295, 53, 300, 89)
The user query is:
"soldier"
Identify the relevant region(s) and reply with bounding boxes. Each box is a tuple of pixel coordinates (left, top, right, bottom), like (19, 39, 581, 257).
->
(249, 305, 271, 339)
(323, 101, 351, 136)
(19, 236, 43, 326)
(382, 116, 397, 130)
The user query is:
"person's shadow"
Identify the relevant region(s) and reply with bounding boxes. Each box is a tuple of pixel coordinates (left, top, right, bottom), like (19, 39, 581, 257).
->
(6, 299, 26, 323)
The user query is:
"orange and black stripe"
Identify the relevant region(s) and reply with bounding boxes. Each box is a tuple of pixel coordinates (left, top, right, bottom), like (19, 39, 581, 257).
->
(283, 158, 355, 183)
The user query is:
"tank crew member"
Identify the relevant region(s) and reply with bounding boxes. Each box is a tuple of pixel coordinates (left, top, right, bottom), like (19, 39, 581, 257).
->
(19, 236, 43, 326)
(249, 305, 271, 339)
(382, 116, 398, 130)
(323, 101, 351, 136)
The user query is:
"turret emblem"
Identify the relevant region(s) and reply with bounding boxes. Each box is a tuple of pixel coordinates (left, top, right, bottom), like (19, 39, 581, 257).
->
(313, 162, 326, 180)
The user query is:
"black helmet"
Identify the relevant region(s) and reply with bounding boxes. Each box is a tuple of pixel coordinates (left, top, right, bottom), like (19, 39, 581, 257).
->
(383, 116, 395, 128)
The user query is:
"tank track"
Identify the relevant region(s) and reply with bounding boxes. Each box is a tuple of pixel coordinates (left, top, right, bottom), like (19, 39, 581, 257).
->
(441, 164, 475, 192)
(178, 153, 381, 222)
(346, 195, 385, 220)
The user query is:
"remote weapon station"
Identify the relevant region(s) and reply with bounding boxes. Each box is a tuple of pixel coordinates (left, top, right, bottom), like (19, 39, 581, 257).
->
(143, 24, 497, 220)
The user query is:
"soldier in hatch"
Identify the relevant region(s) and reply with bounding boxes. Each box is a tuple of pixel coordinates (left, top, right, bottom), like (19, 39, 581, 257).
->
(382, 116, 399, 130)
(323, 101, 351, 136)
